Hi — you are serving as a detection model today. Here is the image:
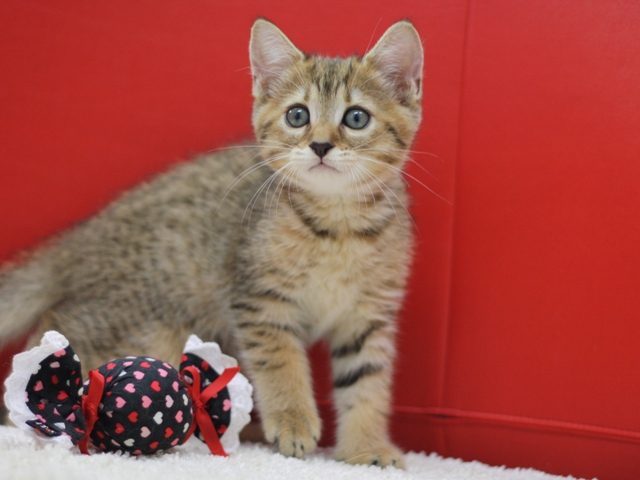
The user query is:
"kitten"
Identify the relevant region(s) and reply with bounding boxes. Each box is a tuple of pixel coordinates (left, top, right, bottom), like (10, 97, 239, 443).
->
(0, 19, 423, 467)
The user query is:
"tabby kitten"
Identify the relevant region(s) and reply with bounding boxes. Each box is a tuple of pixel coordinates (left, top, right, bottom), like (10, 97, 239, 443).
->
(0, 19, 423, 467)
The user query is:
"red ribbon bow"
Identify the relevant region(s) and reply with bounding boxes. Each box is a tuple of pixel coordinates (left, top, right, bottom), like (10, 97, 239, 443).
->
(78, 369, 106, 455)
(182, 365, 240, 457)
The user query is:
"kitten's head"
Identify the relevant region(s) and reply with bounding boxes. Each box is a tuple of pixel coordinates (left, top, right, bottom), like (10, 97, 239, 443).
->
(249, 19, 423, 196)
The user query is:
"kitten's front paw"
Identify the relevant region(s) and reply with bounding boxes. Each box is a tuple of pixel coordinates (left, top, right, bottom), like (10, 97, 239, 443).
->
(264, 408, 321, 458)
(335, 443, 406, 469)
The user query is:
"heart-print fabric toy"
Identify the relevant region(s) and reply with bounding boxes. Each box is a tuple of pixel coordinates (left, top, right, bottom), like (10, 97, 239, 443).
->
(4, 331, 253, 456)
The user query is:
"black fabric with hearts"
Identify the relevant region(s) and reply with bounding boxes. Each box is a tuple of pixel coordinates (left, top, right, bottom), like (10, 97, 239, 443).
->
(180, 353, 232, 440)
(25, 345, 86, 442)
(24, 349, 193, 455)
(89, 357, 193, 454)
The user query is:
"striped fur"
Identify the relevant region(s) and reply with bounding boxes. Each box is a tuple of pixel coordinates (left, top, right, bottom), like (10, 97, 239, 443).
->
(0, 19, 423, 468)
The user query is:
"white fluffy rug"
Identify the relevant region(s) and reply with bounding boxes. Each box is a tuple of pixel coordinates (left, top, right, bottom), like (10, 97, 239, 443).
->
(0, 425, 587, 480)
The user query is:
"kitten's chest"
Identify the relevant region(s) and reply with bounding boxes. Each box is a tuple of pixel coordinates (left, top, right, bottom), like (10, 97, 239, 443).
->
(265, 227, 383, 334)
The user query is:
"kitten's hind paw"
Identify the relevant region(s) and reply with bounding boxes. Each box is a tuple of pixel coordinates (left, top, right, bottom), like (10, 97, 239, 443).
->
(336, 443, 406, 469)
(265, 408, 321, 458)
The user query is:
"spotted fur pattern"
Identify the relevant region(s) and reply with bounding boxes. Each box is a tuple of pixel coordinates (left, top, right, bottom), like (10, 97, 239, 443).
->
(0, 19, 424, 468)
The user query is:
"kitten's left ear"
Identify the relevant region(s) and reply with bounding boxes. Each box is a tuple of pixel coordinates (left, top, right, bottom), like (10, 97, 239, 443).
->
(364, 21, 424, 98)
(250, 19, 304, 96)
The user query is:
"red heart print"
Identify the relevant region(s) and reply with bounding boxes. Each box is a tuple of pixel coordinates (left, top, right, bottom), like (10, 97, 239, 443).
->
(57, 391, 68, 401)
(164, 427, 173, 438)
(107, 362, 117, 370)
(140, 362, 151, 368)
(128, 412, 138, 423)
(149, 441, 159, 449)
(150, 380, 161, 392)
(115, 423, 125, 434)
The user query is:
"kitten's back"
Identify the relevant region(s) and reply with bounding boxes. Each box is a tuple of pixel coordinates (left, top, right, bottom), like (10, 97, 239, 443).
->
(0, 145, 268, 349)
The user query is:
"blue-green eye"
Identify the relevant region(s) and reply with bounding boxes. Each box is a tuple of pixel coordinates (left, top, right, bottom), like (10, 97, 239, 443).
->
(286, 106, 310, 128)
(343, 108, 370, 130)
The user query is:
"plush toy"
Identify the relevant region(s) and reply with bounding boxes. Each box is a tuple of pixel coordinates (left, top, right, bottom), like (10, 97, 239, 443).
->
(4, 331, 253, 456)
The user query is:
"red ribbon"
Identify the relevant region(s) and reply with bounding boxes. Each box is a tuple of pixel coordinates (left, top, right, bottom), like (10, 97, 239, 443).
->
(182, 365, 240, 457)
(78, 369, 105, 455)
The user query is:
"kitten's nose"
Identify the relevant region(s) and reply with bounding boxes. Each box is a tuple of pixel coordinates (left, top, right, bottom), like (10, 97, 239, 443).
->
(309, 142, 334, 159)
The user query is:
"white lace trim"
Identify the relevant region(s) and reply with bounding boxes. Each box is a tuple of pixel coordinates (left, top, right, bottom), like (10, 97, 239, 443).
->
(3, 331, 75, 448)
(183, 335, 253, 453)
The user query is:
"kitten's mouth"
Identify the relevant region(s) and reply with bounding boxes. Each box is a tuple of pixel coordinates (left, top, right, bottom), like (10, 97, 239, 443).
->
(310, 160, 339, 173)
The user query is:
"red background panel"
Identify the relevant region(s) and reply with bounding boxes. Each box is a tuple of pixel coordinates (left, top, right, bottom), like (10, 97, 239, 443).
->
(1, 2, 640, 479)
(447, 0, 640, 441)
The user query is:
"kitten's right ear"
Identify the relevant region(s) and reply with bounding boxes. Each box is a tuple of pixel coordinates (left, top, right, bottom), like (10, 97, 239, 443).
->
(250, 19, 303, 96)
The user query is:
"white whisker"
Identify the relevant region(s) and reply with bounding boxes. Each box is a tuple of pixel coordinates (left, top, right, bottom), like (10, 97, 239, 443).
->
(243, 161, 289, 223)
(269, 164, 295, 219)
(356, 146, 440, 159)
(355, 148, 440, 182)
(216, 153, 291, 216)
(354, 164, 403, 226)
(355, 163, 420, 236)
(358, 155, 451, 205)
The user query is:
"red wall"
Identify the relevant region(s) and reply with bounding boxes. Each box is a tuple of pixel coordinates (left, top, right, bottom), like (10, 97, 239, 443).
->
(2, 2, 640, 478)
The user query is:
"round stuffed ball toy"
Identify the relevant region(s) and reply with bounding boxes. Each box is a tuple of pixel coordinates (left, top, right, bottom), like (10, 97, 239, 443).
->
(87, 356, 193, 454)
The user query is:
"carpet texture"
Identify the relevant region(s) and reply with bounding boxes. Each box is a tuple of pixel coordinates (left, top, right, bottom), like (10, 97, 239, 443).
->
(0, 425, 589, 480)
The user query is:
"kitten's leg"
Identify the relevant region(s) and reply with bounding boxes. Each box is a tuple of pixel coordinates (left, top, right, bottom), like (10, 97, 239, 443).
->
(330, 319, 405, 468)
(233, 304, 320, 458)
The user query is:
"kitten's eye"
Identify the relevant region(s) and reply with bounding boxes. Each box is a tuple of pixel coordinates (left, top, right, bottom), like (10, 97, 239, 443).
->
(285, 106, 310, 128)
(342, 108, 370, 130)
